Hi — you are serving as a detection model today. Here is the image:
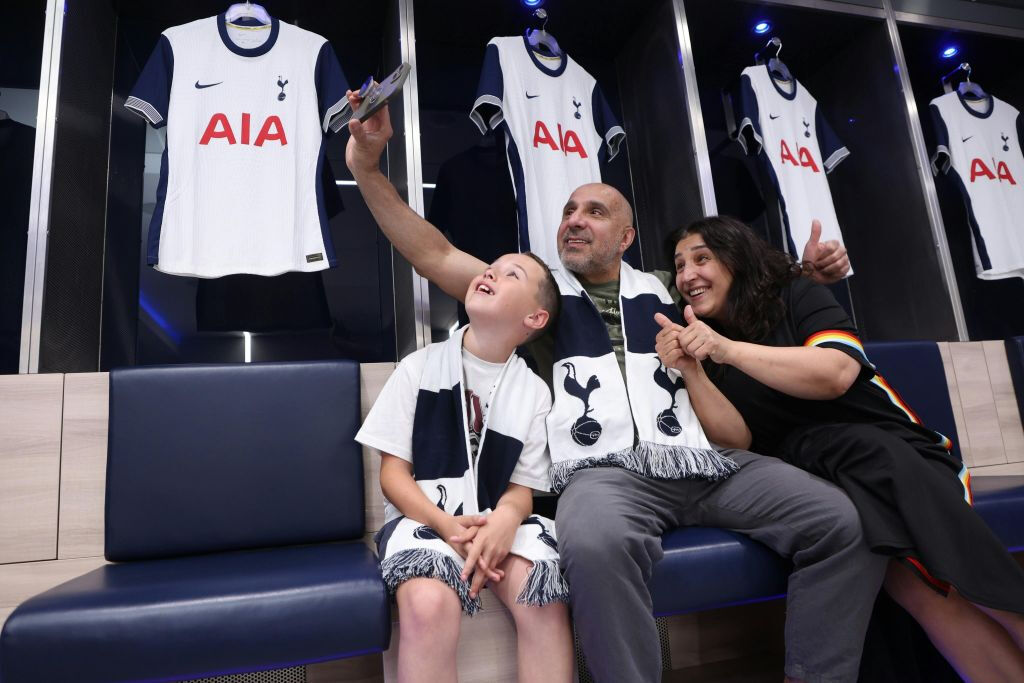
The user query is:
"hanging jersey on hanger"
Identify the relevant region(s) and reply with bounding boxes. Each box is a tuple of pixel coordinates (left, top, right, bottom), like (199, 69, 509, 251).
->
(930, 91, 1024, 281)
(125, 13, 350, 278)
(734, 64, 852, 274)
(470, 36, 625, 269)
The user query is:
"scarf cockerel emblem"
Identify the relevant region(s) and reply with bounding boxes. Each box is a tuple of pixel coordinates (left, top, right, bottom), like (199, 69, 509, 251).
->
(561, 362, 602, 446)
(653, 360, 685, 437)
(413, 484, 463, 540)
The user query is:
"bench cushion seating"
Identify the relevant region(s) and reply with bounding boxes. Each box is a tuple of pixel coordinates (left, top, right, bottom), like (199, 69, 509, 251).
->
(0, 543, 389, 683)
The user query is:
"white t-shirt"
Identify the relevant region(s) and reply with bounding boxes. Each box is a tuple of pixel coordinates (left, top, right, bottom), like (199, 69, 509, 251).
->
(470, 36, 626, 269)
(930, 90, 1024, 281)
(735, 64, 852, 273)
(125, 13, 350, 278)
(355, 344, 553, 523)
(461, 348, 505, 465)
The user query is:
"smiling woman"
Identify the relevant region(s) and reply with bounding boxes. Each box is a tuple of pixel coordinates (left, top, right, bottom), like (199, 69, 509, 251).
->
(658, 215, 1024, 680)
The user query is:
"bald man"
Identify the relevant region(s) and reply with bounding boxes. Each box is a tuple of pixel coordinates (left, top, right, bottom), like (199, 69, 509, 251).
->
(346, 95, 883, 683)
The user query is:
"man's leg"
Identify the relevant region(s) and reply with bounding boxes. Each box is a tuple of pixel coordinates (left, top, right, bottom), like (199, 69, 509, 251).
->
(556, 467, 679, 683)
(691, 450, 888, 683)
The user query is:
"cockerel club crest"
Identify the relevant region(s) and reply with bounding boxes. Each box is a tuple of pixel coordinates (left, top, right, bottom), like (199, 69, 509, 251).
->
(561, 362, 602, 446)
(653, 359, 686, 436)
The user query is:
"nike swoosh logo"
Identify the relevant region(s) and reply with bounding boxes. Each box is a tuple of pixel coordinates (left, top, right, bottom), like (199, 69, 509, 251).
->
(526, 92, 539, 99)
(769, 113, 780, 120)
(962, 136, 973, 142)
(195, 81, 223, 89)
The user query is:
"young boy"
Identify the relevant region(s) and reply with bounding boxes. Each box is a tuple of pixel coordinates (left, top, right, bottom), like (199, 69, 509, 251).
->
(355, 252, 572, 683)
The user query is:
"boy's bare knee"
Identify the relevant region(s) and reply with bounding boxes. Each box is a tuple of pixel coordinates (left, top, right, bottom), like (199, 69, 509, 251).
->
(398, 578, 463, 635)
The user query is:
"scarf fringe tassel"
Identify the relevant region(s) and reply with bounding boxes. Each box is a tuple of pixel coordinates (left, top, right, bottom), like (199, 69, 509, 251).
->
(516, 559, 570, 607)
(550, 442, 739, 493)
(381, 548, 482, 616)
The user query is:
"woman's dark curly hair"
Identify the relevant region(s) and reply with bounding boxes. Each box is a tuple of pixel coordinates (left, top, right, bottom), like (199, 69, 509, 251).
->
(664, 216, 809, 342)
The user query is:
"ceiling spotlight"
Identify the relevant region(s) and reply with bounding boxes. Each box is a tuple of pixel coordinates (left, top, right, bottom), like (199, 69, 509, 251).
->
(942, 46, 959, 59)
(754, 21, 771, 35)
(522, 0, 544, 7)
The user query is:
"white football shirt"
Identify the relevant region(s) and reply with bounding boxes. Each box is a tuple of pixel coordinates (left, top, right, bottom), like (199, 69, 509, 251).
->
(930, 91, 1024, 281)
(470, 36, 625, 269)
(126, 13, 349, 278)
(736, 65, 852, 273)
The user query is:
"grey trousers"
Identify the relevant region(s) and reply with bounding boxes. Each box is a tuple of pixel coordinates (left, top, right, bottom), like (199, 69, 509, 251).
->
(556, 449, 887, 683)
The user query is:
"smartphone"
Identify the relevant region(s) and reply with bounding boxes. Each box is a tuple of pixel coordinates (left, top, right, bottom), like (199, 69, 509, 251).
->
(352, 63, 412, 122)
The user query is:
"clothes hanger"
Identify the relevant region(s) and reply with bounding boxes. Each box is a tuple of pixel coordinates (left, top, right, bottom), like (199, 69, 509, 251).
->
(942, 63, 987, 100)
(755, 37, 794, 84)
(525, 8, 561, 57)
(225, 1, 271, 26)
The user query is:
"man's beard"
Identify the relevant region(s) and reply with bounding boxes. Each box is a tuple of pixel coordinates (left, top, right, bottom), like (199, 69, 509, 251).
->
(559, 244, 617, 277)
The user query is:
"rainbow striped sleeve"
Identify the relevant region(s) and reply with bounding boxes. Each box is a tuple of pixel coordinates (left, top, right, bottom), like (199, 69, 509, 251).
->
(805, 329, 959, 460)
(803, 329, 870, 364)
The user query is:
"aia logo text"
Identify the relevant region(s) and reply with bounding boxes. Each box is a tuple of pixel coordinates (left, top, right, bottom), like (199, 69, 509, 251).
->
(533, 121, 588, 158)
(199, 113, 287, 146)
(779, 140, 819, 173)
(969, 158, 1016, 185)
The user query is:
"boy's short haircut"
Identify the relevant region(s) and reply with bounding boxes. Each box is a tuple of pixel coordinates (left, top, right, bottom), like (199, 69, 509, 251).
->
(523, 251, 560, 342)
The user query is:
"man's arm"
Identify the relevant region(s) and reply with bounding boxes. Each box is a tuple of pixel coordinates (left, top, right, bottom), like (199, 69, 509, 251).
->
(345, 92, 486, 302)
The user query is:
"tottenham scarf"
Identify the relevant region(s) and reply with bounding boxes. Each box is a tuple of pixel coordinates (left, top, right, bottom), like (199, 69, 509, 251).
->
(375, 327, 568, 615)
(546, 262, 739, 492)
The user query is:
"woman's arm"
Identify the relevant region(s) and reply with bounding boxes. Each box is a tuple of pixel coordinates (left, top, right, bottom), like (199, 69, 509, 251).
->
(724, 341, 862, 400)
(673, 306, 862, 401)
(655, 313, 752, 449)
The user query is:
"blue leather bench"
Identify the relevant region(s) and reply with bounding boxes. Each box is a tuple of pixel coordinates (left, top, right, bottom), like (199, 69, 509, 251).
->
(0, 361, 390, 683)
(649, 340, 1024, 616)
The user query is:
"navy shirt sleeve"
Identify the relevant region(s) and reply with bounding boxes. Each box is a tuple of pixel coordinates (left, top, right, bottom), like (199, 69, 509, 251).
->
(1016, 112, 1024, 160)
(592, 83, 625, 162)
(789, 279, 874, 376)
(126, 35, 174, 128)
(735, 74, 763, 156)
(470, 42, 505, 134)
(815, 106, 849, 174)
(316, 42, 351, 134)
(929, 103, 951, 175)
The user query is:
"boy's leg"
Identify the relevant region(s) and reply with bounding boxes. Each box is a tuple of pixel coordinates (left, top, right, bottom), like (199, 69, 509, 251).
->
(395, 577, 463, 683)
(489, 554, 573, 683)
(692, 450, 889, 683)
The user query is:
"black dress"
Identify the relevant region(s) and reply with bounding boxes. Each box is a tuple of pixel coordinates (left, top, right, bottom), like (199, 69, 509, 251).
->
(709, 278, 1024, 614)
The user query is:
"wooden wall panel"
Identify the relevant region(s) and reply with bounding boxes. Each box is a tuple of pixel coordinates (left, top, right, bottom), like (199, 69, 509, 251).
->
(949, 343, 1007, 467)
(969, 462, 1024, 476)
(982, 341, 1024, 463)
(938, 342, 971, 460)
(58, 372, 109, 559)
(360, 363, 395, 535)
(0, 556, 107, 629)
(0, 374, 63, 564)
(666, 601, 785, 670)
(306, 653, 384, 683)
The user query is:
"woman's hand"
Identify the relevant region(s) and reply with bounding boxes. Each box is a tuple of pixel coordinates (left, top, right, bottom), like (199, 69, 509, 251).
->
(676, 306, 734, 363)
(655, 313, 697, 373)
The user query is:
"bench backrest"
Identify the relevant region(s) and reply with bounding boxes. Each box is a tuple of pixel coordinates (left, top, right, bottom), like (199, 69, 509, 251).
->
(105, 361, 364, 561)
(863, 341, 962, 460)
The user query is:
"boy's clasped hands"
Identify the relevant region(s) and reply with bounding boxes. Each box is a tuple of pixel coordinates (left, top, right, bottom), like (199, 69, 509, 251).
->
(445, 505, 522, 598)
